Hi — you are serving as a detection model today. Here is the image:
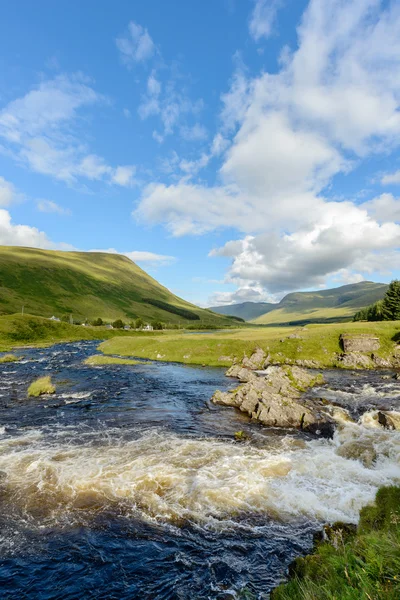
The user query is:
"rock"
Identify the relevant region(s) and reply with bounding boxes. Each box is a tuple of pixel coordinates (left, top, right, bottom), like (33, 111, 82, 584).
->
(340, 334, 380, 353)
(294, 359, 321, 368)
(241, 347, 267, 370)
(337, 353, 374, 369)
(218, 355, 232, 362)
(212, 365, 333, 435)
(336, 440, 377, 467)
(372, 355, 392, 368)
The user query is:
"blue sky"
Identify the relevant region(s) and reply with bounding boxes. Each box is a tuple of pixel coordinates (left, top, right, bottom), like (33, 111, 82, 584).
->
(0, 0, 400, 306)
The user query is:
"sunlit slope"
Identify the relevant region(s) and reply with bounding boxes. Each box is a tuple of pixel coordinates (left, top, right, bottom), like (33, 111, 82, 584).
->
(0, 246, 235, 325)
(252, 282, 388, 325)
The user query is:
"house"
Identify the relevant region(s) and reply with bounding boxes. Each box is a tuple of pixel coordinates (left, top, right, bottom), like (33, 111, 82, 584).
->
(143, 324, 153, 331)
(105, 324, 114, 330)
(49, 316, 60, 322)
(124, 325, 131, 330)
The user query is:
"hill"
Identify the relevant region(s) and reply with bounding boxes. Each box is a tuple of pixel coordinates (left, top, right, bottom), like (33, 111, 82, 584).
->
(209, 301, 276, 321)
(0, 246, 237, 327)
(210, 282, 388, 325)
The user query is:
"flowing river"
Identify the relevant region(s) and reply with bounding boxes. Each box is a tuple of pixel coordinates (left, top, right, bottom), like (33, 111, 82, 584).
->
(0, 341, 399, 599)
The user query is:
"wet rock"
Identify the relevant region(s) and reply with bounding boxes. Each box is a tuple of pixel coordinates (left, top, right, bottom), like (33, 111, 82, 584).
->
(212, 365, 333, 435)
(340, 334, 380, 353)
(336, 440, 377, 467)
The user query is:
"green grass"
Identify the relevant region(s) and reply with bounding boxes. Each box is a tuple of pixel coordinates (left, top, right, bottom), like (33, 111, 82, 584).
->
(27, 376, 56, 397)
(0, 313, 140, 351)
(84, 355, 140, 366)
(0, 353, 19, 363)
(271, 486, 400, 600)
(0, 246, 237, 327)
(98, 321, 400, 368)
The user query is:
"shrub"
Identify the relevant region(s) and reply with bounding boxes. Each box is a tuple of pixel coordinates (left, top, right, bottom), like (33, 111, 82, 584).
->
(112, 319, 125, 329)
(92, 317, 103, 326)
(28, 376, 56, 397)
(151, 320, 163, 330)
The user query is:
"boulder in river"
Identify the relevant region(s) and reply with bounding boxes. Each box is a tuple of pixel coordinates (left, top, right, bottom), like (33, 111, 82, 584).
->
(212, 365, 334, 435)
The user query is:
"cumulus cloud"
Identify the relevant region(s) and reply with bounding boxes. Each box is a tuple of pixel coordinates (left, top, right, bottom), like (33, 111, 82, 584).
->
(0, 74, 136, 187)
(0, 177, 19, 207)
(381, 170, 400, 185)
(36, 200, 71, 216)
(116, 21, 155, 65)
(249, 0, 283, 41)
(135, 0, 400, 298)
(111, 165, 136, 187)
(0, 209, 73, 249)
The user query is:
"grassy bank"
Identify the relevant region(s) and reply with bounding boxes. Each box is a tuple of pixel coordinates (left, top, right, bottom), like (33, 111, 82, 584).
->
(0, 314, 140, 351)
(271, 486, 400, 600)
(98, 321, 400, 367)
(84, 355, 140, 366)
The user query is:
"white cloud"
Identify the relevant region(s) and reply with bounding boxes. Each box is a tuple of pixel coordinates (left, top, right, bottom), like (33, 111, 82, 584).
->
(123, 108, 131, 119)
(0, 74, 136, 187)
(136, 0, 400, 295)
(362, 193, 400, 223)
(381, 170, 400, 185)
(180, 123, 208, 142)
(249, 0, 283, 41)
(92, 248, 175, 267)
(111, 165, 136, 187)
(0, 176, 18, 207)
(0, 209, 73, 250)
(116, 21, 155, 65)
(36, 200, 71, 215)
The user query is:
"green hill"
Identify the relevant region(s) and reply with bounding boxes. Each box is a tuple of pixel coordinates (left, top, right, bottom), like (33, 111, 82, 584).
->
(0, 246, 237, 327)
(210, 282, 388, 325)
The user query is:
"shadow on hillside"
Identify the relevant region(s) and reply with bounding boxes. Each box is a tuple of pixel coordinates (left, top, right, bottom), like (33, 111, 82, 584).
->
(391, 332, 400, 343)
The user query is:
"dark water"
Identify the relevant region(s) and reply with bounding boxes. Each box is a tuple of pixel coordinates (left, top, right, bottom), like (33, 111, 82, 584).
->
(0, 342, 399, 599)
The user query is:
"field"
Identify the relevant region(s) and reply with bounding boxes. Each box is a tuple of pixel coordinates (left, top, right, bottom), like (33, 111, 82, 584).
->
(98, 321, 400, 368)
(0, 246, 237, 327)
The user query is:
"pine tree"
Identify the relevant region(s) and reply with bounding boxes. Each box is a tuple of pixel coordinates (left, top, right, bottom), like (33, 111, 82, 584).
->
(381, 280, 400, 321)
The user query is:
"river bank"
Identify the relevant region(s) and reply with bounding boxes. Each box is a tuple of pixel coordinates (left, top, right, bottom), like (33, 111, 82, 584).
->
(98, 321, 400, 369)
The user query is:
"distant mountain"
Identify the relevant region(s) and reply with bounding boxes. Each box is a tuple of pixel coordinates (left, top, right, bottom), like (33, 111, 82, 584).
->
(209, 301, 276, 321)
(0, 246, 238, 327)
(210, 282, 389, 325)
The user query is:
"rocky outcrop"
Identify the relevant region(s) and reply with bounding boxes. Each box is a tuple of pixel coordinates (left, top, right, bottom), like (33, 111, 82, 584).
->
(212, 365, 334, 436)
(340, 334, 380, 353)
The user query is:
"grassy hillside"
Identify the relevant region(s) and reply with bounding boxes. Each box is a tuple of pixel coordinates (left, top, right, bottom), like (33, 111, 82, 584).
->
(0, 246, 236, 327)
(252, 282, 388, 325)
(99, 320, 400, 368)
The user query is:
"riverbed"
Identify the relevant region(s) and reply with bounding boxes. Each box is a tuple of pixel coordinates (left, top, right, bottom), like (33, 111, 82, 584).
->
(0, 341, 399, 599)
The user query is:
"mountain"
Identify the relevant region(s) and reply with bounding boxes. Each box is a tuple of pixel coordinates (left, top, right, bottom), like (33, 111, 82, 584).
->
(209, 301, 276, 321)
(211, 282, 389, 325)
(0, 246, 238, 326)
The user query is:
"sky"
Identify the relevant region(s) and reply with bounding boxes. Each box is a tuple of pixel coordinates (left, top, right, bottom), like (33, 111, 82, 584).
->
(1, 0, 400, 307)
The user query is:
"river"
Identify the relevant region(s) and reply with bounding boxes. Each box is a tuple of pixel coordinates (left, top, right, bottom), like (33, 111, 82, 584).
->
(0, 341, 399, 599)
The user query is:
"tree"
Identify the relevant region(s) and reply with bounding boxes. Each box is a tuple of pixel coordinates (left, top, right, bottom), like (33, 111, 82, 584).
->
(92, 318, 103, 326)
(135, 318, 145, 329)
(151, 320, 163, 330)
(381, 280, 400, 321)
(112, 319, 125, 329)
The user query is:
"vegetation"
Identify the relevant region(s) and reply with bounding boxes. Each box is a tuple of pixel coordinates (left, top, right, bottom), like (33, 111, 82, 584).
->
(212, 282, 388, 324)
(271, 486, 400, 600)
(112, 319, 125, 329)
(143, 298, 200, 320)
(92, 318, 103, 326)
(0, 246, 237, 327)
(98, 320, 400, 368)
(355, 280, 400, 322)
(0, 314, 139, 351)
(84, 355, 140, 366)
(27, 376, 56, 397)
(0, 353, 19, 363)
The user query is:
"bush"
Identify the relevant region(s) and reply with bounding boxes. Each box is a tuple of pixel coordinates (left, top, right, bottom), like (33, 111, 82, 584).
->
(112, 319, 125, 329)
(151, 320, 163, 330)
(28, 376, 56, 397)
(134, 318, 145, 329)
(92, 317, 103, 326)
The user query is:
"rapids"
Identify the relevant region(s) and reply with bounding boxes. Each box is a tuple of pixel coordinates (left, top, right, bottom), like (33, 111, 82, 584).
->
(0, 341, 399, 599)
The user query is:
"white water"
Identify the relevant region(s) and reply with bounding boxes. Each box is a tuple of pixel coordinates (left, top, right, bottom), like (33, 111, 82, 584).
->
(0, 419, 398, 529)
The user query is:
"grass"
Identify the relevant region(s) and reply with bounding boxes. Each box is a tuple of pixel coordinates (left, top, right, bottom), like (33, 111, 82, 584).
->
(84, 355, 140, 366)
(98, 321, 400, 368)
(0, 313, 149, 351)
(27, 376, 56, 397)
(271, 486, 400, 600)
(0, 353, 19, 363)
(0, 246, 238, 327)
